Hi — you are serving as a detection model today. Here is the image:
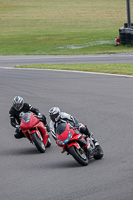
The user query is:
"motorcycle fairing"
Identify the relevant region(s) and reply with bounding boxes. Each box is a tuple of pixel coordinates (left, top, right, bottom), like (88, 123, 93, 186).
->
(67, 142, 80, 149)
(57, 130, 72, 146)
(56, 122, 70, 139)
(20, 112, 48, 146)
(28, 122, 48, 146)
(30, 129, 42, 140)
(56, 123, 82, 147)
(85, 140, 90, 149)
(57, 122, 81, 140)
(20, 112, 40, 130)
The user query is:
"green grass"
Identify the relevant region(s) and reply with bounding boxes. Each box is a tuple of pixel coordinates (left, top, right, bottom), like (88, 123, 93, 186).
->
(0, 0, 133, 55)
(15, 63, 133, 76)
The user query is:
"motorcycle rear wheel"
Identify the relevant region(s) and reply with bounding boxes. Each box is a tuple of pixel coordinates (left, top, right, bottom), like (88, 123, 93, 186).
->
(31, 132, 45, 153)
(94, 145, 104, 160)
(69, 145, 89, 166)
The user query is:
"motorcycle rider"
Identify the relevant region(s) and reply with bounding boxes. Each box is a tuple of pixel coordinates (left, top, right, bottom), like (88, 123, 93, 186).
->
(49, 107, 99, 146)
(9, 96, 51, 140)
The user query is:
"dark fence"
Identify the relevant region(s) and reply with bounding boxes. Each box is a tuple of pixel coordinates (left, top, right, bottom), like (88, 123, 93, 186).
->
(119, 23, 133, 45)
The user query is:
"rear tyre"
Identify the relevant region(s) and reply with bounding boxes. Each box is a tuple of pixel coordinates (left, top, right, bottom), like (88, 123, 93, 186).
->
(94, 145, 104, 160)
(31, 132, 45, 153)
(69, 145, 89, 166)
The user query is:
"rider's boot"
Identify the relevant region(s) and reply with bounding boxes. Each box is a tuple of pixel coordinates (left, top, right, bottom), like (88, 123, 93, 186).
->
(14, 128, 25, 139)
(45, 126, 52, 147)
(47, 136, 52, 147)
(90, 132, 99, 147)
(85, 126, 99, 147)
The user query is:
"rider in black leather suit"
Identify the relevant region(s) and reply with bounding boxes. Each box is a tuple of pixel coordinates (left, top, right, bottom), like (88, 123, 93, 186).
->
(9, 96, 50, 139)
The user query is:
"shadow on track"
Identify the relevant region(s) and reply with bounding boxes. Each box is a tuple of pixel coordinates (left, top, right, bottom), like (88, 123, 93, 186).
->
(30, 157, 97, 169)
(0, 147, 41, 156)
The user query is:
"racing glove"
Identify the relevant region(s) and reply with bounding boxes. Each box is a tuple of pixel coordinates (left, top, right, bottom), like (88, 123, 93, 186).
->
(15, 125, 21, 134)
(15, 125, 20, 128)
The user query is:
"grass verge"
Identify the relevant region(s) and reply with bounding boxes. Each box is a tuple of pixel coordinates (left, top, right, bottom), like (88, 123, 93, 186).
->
(15, 63, 133, 76)
(0, 0, 133, 55)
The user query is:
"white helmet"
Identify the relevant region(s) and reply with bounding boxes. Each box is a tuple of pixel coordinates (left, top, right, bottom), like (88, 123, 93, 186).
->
(13, 96, 24, 111)
(49, 107, 61, 122)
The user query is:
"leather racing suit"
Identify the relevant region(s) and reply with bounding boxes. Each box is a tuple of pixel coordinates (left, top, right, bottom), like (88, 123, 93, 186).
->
(9, 103, 48, 138)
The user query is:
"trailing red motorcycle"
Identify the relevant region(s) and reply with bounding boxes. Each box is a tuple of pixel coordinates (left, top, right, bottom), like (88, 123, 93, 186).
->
(20, 112, 51, 153)
(56, 121, 103, 166)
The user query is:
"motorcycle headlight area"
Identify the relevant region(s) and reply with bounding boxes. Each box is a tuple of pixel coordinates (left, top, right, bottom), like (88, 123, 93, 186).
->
(58, 131, 72, 145)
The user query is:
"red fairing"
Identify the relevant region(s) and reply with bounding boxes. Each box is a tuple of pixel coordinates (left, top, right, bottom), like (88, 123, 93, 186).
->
(67, 142, 80, 149)
(57, 123, 80, 141)
(36, 121, 47, 138)
(20, 113, 40, 131)
(57, 123, 71, 141)
(56, 140, 62, 147)
(56, 123, 82, 148)
(55, 121, 103, 165)
(20, 112, 48, 146)
(70, 131, 81, 140)
(85, 138, 90, 149)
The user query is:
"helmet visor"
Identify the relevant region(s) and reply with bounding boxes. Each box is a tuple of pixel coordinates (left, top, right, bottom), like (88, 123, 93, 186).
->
(50, 113, 59, 122)
(14, 103, 22, 111)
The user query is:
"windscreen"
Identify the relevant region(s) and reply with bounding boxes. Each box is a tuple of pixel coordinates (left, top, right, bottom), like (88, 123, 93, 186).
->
(56, 122, 67, 135)
(22, 113, 31, 123)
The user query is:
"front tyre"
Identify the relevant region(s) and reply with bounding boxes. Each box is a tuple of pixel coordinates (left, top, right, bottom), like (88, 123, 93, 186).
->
(31, 132, 45, 153)
(69, 145, 89, 166)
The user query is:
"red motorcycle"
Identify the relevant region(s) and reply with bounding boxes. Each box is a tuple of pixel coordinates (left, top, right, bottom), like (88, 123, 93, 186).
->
(56, 121, 103, 166)
(20, 112, 51, 153)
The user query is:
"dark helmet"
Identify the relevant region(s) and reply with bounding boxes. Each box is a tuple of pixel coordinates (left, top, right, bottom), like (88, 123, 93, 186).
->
(49, 107, 61, 122)
(13, 96, 24, 111)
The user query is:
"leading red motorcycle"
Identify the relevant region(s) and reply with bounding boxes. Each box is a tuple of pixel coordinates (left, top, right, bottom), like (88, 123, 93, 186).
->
(20, 112, 51, 153)
(56, 121, 104, 166)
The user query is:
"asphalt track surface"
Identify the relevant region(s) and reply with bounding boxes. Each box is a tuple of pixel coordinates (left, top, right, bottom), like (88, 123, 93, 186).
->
(0, 68, 133, 200)
(0, 53, 133, 66)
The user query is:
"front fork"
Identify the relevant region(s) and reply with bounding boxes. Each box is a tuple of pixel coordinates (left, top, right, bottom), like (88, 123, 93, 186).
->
(28, 127, 48, 146)
(61, 142, 80, 154)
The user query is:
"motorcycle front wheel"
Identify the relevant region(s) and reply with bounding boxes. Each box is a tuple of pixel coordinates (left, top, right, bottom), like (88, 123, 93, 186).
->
(31, 132, 45, 153)
(69, 145, 89, 166)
